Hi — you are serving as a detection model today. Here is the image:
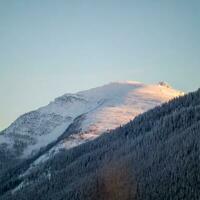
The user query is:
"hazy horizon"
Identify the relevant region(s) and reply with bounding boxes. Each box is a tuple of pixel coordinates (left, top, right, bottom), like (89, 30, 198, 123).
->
(1, 0, 200, 130)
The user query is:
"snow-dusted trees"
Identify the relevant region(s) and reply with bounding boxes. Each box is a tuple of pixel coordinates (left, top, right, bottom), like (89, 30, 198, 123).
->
(1, 89, 200, 200)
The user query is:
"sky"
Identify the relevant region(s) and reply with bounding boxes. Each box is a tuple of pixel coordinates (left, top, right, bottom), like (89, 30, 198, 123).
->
(0, 0, 200, 130)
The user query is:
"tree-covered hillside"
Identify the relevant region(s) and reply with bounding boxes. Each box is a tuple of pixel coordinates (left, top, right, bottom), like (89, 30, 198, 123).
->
(1, 89, 200, 200)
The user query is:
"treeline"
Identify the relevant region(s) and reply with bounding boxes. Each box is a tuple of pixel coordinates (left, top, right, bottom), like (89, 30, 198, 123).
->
(0, 89, 200, 200)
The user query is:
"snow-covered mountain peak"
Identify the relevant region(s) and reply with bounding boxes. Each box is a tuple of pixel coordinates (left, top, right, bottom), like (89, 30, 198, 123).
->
(112, 80, 143, 85)
(0, 81, 183, 159)
(77, 81, 144, 101)
(79, 82, 183, 135)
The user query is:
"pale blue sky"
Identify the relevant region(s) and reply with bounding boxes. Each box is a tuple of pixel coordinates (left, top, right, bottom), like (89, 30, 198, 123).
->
(0, 0, 200, 130)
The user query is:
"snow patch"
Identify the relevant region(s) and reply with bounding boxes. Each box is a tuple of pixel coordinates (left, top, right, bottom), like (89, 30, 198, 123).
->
(23, 120, 72, 157)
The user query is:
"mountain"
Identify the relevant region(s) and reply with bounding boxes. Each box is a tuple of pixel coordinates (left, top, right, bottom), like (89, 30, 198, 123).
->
(0, 81, 182, 163)
(0, 87, 199, 200)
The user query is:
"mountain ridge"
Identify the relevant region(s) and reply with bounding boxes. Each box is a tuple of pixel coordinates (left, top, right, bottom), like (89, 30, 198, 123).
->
(0, 81, 183, 163)
(0, 87, 199, 200)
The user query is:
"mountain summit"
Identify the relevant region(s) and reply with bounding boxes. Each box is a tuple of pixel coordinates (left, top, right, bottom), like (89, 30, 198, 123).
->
(1, 85, 199, 200)
(0, 81, 183, 162)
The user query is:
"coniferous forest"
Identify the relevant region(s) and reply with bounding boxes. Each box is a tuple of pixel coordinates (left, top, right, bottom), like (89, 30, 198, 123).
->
(0, 89, 200, 200)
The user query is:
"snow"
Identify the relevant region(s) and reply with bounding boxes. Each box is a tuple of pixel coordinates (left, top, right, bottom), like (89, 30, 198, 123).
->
(1, 81, 183, 159)
(38, 94, 92, 117)
(22, 120, 73, 157)
(80, 82, 183, 134)
(12, 181, 25, 194)
(29, 82, 183, 165)
(32, 136, 86, 165)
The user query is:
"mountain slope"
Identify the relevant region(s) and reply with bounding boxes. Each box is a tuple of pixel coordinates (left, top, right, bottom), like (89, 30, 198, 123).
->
(0, 81, 182, 161)
(0, 88, 199, 200)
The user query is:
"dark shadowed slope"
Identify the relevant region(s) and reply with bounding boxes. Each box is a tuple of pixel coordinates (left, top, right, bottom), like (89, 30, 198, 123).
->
(1, 89, 200, 200)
